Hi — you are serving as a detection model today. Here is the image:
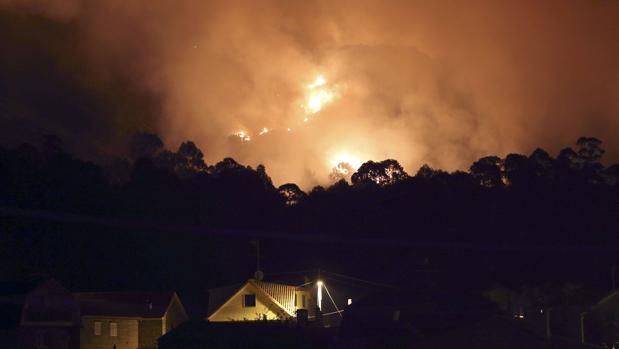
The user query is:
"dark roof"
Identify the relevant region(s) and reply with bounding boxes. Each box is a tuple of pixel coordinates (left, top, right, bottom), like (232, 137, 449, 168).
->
(74, 292, 175, 318)
(0, 277, 57, 329)
(411, 317, 567, 349)
(0, 276, 51, 297)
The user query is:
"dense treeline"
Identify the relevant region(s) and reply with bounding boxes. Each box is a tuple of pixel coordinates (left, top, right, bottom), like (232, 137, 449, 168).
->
(1, 134, 618, 245)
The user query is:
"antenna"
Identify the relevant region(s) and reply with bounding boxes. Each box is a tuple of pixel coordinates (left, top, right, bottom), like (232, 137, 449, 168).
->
(251, 239, 263, 280)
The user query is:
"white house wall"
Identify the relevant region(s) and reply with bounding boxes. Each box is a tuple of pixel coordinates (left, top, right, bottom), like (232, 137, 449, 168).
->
(208, 283, 290, 322)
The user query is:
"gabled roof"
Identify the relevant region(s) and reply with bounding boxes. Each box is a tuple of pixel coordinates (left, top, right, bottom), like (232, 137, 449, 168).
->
(74, 291, 177, 318)
(595, 289, 619, 308)
(250, 280, 297, 316)
(0, 277, 60, 298)
(0, 277, 70, 329)
(207, 279, 297, 319)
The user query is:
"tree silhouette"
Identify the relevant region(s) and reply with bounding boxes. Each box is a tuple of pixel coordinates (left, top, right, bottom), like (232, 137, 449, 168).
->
(351, 159, 407, 186)
(576, 137, 604, 166)
(329, 162, 355, 183)
(470, 156, 503, 188)
(129, 132, 163, 160)
(278, 183, 306, 206)
(176, 141, 207, 177)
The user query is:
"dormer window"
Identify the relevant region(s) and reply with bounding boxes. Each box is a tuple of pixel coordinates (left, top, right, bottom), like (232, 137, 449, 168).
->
(244, 294, 256, 307)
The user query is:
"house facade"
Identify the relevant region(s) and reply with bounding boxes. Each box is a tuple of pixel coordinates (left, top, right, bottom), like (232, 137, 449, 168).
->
(207, 279, 315, 322)
(583, 290, 619, 346)
(0, 277, 81, 349)
(75, 292, 188, 349)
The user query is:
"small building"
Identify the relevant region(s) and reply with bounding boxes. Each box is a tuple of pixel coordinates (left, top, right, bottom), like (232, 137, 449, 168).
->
(75, 291, 188, 349)
(582, 289, 619, 346)
(0, 277, 81, 349)
(207, 279, 315, 322)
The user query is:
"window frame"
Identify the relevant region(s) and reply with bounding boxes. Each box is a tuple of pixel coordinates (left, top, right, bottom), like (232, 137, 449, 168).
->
(243, 294, 256, 308)
(93, 321, 102, 336)
(109, 322, 118, 337)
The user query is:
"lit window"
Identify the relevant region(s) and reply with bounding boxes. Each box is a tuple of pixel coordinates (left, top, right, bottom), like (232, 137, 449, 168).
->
(244, 294, 256, 307)
(94, 321, 101, 336)
(109, 322, 118, 337)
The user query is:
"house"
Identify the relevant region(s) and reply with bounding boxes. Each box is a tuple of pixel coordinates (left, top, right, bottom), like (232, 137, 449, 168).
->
(207, 279, 315, 322)
(0, 277, 81, 349)
(74, 291, 188, 349)
(339, 288, 495, 348)
(582, 289, 619, 346)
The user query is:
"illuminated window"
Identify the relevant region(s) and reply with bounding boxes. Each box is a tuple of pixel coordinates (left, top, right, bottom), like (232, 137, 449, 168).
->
(244, 294, 256, 307)
(109, 322, 118, 337)
(94, 321, 101, 336)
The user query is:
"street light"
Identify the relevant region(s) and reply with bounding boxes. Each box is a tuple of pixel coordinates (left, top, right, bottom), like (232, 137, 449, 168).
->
(316, 280, 323, 311)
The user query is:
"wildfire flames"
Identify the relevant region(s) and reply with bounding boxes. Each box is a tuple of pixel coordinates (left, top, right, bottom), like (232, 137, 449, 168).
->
(234, 131, 251, 142)
(303, 75, 335, 117)
(232, 75, 362, 183)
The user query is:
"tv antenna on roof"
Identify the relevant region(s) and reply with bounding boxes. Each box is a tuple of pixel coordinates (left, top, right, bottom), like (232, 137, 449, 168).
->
(251, 239, 263, 280)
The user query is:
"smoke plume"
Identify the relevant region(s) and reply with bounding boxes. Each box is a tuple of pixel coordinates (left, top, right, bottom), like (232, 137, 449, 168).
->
(1, 0, 618, 188)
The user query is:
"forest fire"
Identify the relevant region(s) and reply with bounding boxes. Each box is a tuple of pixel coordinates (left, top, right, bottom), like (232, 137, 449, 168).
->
(330, 152, 362, 170)
(234, 131, 251, 142)
(303, 75, 335, 116)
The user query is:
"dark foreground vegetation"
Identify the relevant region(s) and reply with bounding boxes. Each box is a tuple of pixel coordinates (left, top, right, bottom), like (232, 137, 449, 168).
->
(1, 134, 618, 311)
(2, 134, 618, 243)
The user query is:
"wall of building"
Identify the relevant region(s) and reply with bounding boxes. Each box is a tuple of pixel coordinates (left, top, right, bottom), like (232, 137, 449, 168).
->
(164, 296, 187, 333)
(138, 319, 162, 349)
(80, 317, 138, 349)
(16, 279, 81, 349)
(16, 325, 76, 349)
(584, 294, 619, 345)
(208, 283, 289, 322)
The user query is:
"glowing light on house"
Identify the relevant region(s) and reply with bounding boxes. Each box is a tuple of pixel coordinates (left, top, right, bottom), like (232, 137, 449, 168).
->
(316, 280, 324, 311)
(259, 127, 269, 136)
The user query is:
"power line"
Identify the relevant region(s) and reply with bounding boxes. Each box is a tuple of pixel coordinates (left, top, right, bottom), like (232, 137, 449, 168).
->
(264, 269, 316, 276)
(322, 270, 397, 289)
(323, 284, 342, 318)
(2, 207, 618, 253)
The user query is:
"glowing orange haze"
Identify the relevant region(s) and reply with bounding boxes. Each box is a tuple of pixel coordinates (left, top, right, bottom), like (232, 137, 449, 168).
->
(3, 0, 619, 189)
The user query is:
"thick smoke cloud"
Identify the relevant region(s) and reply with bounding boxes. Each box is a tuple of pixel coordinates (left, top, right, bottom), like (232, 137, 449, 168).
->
(1, 0, 618, 188)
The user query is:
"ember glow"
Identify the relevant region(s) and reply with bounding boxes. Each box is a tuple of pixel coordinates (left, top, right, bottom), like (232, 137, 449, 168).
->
(330, 152, 362, 171)
(234, 131, 251, 142)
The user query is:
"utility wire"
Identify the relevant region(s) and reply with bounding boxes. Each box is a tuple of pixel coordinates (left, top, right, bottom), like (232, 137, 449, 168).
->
(3, 207, 617, 253)
(322, 310, 345, 316)
(322, 270, 397, 289)
(264, 269, 316, 276)
(323, 284, 343, 318)
(323, 275, 383, 290)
